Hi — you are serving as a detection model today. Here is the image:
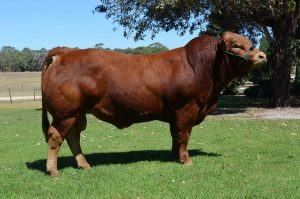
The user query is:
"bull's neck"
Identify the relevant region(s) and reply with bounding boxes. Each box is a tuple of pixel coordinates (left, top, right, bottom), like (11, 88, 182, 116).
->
(184, 38, 235, 94)
(212, 50, 235, 93)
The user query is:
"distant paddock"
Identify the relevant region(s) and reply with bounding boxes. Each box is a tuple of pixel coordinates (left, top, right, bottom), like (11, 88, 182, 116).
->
(0, 72, 41, 103)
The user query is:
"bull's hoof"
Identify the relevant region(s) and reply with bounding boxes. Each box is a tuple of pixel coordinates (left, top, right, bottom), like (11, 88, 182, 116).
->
(76, 155, 91, 170)
(47, 169, 59, 177)
(46, 165, 59, 177)
(183, 159, 193, 166)
(78, 163, 91, 170)
(51, 171, 59, 177)
(180, 157, 193, 166)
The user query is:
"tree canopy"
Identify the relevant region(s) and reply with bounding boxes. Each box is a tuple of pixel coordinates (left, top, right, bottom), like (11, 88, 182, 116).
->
(0, 47, 47, 72)
(96, 0, 300, 107)
(96, 1, 298, 40)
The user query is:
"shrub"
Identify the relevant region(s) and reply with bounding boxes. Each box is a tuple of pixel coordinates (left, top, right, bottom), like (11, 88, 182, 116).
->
(244, 80, 272, 98)
(291, 81, 300, 96)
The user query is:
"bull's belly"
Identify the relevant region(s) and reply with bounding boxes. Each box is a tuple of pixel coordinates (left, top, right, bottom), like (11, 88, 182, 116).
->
(90, 103, 166, 129)
(91, 109, 166, 129)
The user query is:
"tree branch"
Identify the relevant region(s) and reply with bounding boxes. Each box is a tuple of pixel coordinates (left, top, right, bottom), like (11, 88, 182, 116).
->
(262, 25, 274, 42)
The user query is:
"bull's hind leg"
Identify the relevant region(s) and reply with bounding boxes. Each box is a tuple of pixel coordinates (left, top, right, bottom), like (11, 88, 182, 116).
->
(66, 114, 91, 169)
(46, 117, 76, 176)
(46, 125, 64, 176)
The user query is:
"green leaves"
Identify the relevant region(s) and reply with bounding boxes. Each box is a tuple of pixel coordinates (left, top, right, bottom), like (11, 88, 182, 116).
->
(114, 42, 168, 55)
(95, 0, 299, 39)
(0, 47, 47, 72)
(95, 0, 208, 41)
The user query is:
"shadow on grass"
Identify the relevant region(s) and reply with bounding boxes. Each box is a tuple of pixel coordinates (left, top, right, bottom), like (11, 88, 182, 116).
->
(217, 95, 269, 109)
(210, 108, 248, 115)
(208, 95, 269, 116)
(26, 149, 220, 174)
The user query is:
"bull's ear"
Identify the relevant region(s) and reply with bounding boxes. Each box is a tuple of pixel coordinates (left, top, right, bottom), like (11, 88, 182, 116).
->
(218, 39, 228, 52)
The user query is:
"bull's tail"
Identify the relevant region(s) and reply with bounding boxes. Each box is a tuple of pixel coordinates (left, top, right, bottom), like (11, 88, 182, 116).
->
(42, 96, 50, 141)
(41, 53, 52, 142)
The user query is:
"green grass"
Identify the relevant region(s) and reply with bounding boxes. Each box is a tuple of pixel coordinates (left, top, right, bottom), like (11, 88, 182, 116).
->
(0, 103, 300, 198)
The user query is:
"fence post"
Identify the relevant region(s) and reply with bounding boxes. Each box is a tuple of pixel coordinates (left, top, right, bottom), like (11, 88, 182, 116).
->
(21, 83, 24, 102)
(8, 88, 12, 104)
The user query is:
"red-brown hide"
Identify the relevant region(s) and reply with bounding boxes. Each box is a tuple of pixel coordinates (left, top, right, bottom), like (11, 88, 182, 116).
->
(42, 32, 266, 176)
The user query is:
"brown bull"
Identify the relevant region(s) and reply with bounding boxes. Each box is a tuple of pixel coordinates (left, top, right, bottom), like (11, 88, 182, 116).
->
(42, 32, 266, 176)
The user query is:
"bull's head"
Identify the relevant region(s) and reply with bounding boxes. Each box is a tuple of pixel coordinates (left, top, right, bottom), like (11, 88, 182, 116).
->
(218, 32, 267, 75)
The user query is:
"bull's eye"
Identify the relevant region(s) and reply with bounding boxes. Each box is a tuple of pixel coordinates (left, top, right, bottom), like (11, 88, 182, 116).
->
(250, 46, 255, 51)
(232, 43, 243, 49)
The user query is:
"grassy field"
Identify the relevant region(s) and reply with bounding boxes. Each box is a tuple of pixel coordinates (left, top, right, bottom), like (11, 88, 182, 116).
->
(0, 102, 299, 198)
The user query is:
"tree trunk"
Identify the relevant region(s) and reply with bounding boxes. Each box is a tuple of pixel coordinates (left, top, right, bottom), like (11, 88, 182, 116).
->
(296, 60, 300, 83)
(295, 40, 300, 83)
(269, 38, 293, 107)
(270, 14, 298, 107)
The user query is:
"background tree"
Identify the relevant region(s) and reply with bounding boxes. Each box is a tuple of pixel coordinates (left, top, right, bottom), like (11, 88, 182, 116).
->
(0, 47, 47, 72)
(32, 48, 48, 71)
(203, 8, 260, 95)
(114, 42, 168, 54)
(244, 36, 272, 98)
(0, 43, 168, 72)
(292, 22, 300, 96)
(295, 22, 300, 82)
(0, 46, 19, 71)
(237, 0, 300, 107)
(96, 0, 300, 107)
(94, 43, 105, 49)
(94, 43, 112, 50)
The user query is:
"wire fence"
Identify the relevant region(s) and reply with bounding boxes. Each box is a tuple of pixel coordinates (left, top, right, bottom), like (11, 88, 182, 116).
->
(0, 72, 41, 103)
(0, 87, 41, 103)
(0, 88, 41, 103)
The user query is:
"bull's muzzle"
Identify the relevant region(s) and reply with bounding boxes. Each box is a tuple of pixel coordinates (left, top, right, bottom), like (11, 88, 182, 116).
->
(254, 52, 267, 63)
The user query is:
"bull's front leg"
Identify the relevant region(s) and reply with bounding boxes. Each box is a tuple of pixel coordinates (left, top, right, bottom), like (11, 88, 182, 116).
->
(170, 124, 193, 165)
(169, 101, 199, 165)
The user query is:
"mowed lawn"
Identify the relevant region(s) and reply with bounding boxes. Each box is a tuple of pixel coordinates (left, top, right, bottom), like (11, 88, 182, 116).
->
(0, 102, 300, 198)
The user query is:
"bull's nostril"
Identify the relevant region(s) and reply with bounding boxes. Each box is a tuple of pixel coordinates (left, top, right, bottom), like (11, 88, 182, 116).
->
(258, 53, 267, 60)
(259, 55, 265, 59)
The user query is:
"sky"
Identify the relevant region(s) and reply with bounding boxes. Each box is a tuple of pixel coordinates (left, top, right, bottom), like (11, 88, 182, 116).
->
(0, 0, 199, 50)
